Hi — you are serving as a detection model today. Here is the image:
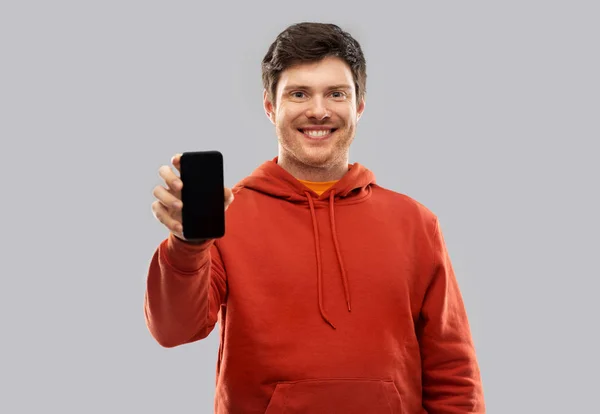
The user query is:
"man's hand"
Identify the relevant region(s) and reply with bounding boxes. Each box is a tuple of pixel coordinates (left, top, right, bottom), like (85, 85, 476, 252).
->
(151, 153, 234, 241)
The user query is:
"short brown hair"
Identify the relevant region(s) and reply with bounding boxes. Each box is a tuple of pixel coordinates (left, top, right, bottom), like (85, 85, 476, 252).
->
(261, 22, 367, 107)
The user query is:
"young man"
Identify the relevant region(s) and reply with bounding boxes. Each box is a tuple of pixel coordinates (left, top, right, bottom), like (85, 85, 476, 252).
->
(146, 22, 485, 413)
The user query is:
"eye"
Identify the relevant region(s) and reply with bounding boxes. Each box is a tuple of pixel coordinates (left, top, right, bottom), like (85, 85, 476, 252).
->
(291, 92, 306, 98)
(331, 91, 347, 99)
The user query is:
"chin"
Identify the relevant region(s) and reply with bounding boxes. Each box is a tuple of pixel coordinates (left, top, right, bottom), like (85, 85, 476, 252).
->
(298, 152, 337, 168)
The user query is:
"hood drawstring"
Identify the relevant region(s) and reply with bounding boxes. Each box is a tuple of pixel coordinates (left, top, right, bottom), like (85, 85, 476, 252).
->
(305, 190, 352, 330)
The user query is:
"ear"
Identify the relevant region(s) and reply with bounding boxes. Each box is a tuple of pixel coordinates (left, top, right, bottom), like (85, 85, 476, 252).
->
(263, 89, 276, 125)
(356, 96, 366, 121)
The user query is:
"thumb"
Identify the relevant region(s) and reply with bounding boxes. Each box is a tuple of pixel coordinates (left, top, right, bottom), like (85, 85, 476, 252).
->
(225, 187, 234, 204)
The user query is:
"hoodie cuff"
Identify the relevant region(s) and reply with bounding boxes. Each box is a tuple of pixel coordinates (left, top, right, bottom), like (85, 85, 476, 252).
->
(162, 233, 215, 273)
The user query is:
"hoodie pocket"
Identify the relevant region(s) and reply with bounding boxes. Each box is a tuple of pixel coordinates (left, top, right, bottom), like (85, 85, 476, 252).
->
(264, 378, 403, 414)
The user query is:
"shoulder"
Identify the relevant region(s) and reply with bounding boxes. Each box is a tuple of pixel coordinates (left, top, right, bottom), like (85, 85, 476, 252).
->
(370, 183, 439, 228)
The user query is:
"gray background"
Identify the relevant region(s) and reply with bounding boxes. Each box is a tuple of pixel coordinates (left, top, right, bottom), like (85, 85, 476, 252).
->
(1, 1, 598, 413)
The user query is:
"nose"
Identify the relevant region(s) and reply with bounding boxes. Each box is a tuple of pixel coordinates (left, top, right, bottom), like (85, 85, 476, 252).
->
(305, 97, 330, 120)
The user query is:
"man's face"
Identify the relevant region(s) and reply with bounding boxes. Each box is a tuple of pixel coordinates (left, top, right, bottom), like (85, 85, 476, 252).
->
(264, 56, 365, 169)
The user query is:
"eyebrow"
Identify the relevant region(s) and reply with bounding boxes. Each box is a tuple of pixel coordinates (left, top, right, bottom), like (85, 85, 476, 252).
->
(282, 84, 354, 92)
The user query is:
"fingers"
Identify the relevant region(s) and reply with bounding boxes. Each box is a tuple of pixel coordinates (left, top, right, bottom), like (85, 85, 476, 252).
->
(171, 153, 182, 173)
(151, 200, 183, 235)
(153, 185, 182, 210)
(158, 165, 182, 194)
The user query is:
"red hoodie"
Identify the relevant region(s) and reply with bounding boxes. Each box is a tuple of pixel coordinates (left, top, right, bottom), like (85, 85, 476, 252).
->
(144, 157, 485, 413)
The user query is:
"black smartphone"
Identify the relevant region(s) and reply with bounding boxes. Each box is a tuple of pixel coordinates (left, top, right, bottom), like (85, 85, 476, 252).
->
(179, 150, 225, 241)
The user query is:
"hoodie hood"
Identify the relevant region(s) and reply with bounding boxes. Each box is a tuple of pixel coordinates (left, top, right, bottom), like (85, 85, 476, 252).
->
(237, 156, 376, 202)
(235, 156, 377, 329)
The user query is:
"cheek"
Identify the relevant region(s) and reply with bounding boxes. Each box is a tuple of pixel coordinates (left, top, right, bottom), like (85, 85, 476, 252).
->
(281, 108, 304, 125)
(335, 106, 355, 124)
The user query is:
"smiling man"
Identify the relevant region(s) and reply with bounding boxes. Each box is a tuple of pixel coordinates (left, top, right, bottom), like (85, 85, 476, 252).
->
(145, 22, 486, 413)
(265, 55, 364, 182)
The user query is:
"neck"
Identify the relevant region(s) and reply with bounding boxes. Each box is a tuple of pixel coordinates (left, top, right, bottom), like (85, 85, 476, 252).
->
(277, 152, 348, 182)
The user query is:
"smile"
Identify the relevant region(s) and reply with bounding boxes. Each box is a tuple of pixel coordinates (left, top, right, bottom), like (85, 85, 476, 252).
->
(298, 129, 337, 140)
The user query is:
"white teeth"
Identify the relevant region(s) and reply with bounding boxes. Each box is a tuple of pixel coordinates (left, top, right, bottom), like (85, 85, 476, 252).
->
(303, 129, 332, 137)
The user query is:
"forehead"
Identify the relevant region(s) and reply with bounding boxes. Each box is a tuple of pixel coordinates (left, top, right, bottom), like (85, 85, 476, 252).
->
(277, 57, 354, 93)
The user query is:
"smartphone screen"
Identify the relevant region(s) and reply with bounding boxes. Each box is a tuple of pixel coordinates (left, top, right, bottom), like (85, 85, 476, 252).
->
(180, 150, 225, 240)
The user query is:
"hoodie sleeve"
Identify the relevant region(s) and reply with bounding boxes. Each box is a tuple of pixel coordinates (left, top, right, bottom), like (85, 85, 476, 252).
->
(417, 217, 486, 413)
(144, 233, 227, 348)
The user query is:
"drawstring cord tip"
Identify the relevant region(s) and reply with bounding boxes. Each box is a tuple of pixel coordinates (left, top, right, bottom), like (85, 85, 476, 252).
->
(323, 315, 337, 330)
